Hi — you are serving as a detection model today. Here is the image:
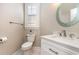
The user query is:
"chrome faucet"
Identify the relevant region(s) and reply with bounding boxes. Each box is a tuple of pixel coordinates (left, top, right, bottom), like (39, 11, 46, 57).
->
(60, 30, 67, 37)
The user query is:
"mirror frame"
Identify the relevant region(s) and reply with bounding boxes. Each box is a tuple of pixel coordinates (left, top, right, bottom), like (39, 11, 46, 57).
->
(56, 4, 79, 27)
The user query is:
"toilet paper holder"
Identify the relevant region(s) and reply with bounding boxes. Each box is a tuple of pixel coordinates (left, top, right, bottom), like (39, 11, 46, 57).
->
(0, 39, 2, 42)
(0, 37, 7, 44)
(0, 39, 3, 44)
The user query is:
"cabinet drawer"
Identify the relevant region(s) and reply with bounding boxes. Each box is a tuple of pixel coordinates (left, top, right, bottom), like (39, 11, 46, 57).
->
(41, 39, 77, 55)
(41, 43, 68, 55)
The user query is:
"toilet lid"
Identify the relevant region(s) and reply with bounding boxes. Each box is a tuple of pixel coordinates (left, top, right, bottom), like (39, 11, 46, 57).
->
(22, 42, 32, 48)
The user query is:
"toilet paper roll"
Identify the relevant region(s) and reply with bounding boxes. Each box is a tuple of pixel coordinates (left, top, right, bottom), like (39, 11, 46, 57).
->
(0, 37, 7, 42)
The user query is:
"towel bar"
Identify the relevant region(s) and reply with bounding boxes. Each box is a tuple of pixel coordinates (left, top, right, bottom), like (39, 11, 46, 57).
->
(9, 22, 23, 25)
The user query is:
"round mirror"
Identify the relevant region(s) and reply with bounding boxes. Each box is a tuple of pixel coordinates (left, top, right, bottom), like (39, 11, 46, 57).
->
(56, 3, 79, 27)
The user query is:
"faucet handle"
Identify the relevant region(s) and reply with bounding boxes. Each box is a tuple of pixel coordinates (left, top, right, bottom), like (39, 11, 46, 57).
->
(59, 33, 62, 36)
(69, 34, 75, 38)
(63, 30, 67, 37)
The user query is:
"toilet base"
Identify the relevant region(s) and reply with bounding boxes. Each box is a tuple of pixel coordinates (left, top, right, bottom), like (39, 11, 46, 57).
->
(23, 47, 41, 55)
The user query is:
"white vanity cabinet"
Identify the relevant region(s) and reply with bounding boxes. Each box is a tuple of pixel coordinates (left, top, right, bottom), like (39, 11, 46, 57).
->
(41, 35, 79, 55)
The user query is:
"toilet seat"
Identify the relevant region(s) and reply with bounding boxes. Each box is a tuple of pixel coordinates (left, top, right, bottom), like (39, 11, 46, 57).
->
(21, 42, 33, 50)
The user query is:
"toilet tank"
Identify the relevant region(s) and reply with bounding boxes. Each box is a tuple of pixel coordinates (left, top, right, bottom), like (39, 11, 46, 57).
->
(26, 34, 36, 42)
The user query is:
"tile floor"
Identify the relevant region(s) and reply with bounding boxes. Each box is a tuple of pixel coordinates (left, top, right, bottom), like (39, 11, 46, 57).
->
(13, 47, 41, 55)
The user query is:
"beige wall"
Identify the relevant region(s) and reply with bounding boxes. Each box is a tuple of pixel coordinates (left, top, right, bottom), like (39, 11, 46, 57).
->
(40, 3, 79, 36)
(0, 3, 24, 54)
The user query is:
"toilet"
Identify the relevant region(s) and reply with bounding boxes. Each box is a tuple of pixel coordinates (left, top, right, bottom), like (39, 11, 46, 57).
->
(21, 34, 36, 51)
